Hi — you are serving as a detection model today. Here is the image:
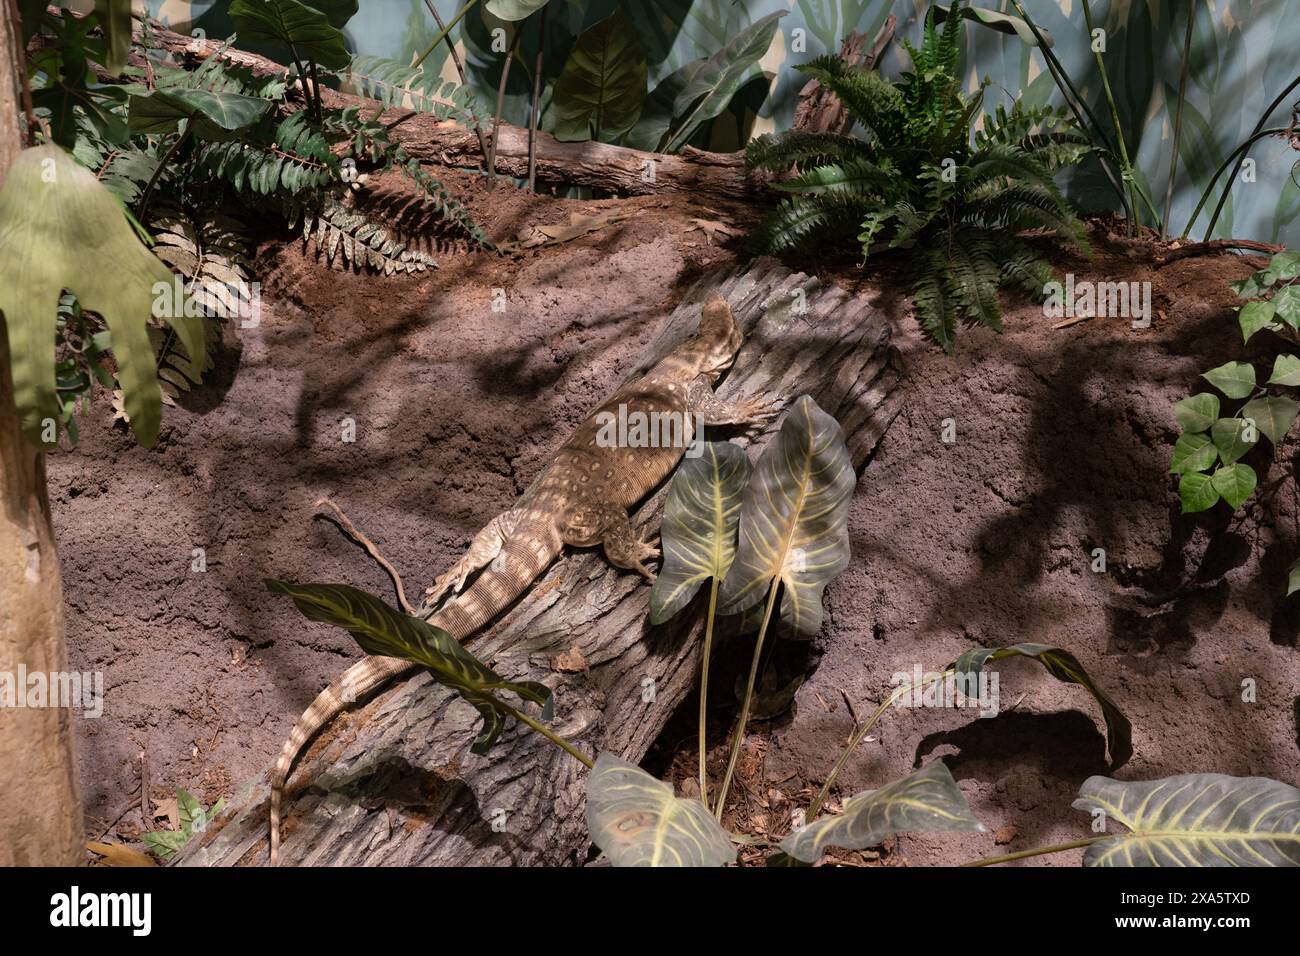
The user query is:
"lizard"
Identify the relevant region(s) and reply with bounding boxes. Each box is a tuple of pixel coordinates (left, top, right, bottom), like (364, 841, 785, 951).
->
(268, 296, 780, 864)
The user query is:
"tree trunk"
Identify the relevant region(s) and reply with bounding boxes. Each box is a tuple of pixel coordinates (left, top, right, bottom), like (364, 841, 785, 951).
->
(175, 258, 902, 866)
(790, 17, 895, 136)
(0, 4, 84, 866)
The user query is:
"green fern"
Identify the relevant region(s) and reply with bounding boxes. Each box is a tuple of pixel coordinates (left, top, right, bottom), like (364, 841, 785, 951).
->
(747, 0, 1089, 352)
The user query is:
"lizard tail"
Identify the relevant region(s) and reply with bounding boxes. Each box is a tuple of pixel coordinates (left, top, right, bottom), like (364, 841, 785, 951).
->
(270, 516, 561, 864)
(269, 654, 418, 865)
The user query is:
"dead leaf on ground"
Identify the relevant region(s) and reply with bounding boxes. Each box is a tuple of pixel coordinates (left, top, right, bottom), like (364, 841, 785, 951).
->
(86, 841, 157, 867)
(500, 211, 632, 252)
(153, 796, 181, 830)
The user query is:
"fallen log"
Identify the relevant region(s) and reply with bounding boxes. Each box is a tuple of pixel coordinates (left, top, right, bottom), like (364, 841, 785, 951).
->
(137, 17, 758, 203)
(175, 258, 903, 866)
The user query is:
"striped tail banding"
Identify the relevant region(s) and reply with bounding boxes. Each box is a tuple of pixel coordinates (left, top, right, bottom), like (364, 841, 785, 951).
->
(269, 516, 561, 864)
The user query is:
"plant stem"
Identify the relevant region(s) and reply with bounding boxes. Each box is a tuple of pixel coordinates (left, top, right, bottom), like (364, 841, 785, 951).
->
(1182, 127, 1290, 239)
(697, 576, 721, 809)
(527, 5, 547, 193)
(714, 577, 780, 821)
(412, 0, 480, 71)
(5, 0, 37, 146)
(1009, 0, 1130, 217)
(421, 0, 490, 164)
(1162, 3, 1195, 239)
(503, 703, 594, 769)
(1201, 71, 1300, 240)
(137, 124, 191, 224)
(1081, 0, 1140, 234)
(487, 27, 522, 186)
(308, 59, 325, 125)
(961, 836, 1105, 867)
(805, 669, 950, 820)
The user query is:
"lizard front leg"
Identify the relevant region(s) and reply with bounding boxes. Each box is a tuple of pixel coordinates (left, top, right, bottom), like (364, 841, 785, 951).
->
(425, 508, 524, 604)
(687, 376, 783, 430)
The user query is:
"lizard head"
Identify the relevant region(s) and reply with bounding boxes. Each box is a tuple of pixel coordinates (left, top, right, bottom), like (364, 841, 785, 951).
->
(693, 297, 743, 381)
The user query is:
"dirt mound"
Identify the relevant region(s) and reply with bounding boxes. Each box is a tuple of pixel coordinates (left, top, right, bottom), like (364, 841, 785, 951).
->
(55, 180, 1297, 864)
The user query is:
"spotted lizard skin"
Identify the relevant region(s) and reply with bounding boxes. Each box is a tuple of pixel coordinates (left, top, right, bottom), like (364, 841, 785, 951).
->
(269, 297, 779, 863)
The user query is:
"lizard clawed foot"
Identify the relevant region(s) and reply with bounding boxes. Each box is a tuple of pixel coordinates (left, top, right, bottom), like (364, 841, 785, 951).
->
(735, 394, 784, 432)
(425, 564, 470, 605)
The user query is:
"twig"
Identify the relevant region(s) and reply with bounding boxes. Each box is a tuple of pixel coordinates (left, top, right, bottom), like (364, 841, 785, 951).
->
(6, 0, 38, 146)
(421, 0, 489, 165)
(1155, 238, 1284, 268)
(527, 5, 547, 193)
(313, 497, 416, 615)
(138, 750, 151, 831)
(487, 27, 522, 186)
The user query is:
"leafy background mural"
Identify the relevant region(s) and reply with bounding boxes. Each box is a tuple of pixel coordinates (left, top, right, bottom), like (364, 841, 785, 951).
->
(145, 0, 1300, 244)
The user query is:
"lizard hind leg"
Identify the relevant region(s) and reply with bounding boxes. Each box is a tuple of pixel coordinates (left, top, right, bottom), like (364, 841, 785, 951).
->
(588, 506, 661, 582)
(425, 508, 523, 606)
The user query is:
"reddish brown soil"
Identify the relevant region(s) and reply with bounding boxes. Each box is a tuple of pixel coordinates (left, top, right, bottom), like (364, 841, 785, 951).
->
(54, 173, 1298, 864)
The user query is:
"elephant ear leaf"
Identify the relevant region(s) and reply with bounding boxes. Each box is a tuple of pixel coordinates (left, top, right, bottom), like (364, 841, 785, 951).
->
(550, 9, 647, 144)
(718, 394, 855, 635)
(228, 0, 351, 70)
(649, 441, 751, 625)
(778, 761, 986, 864)
(948, 642, 1132, 768)
(0, 145, 206, 449)
(586, 754, 734, 867)
(265, 580, 553, 753)
(1073, 773, 1300, 866)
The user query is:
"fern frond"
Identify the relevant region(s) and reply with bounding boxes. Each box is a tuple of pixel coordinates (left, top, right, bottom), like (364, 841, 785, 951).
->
(947, 228, 1002, 331)
(912, 246, 959, 352)
(994, 237, 1056, 297)
(744, 130, 873, 172)
(753, 194, 868, 253)
(303, 200, 439, 274)
(794, 58, 905, 143)
(772, 158, 892, 198)
(340, 55, 484, 129)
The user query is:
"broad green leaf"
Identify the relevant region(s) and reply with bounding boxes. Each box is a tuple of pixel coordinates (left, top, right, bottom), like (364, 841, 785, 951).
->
(1169, 432, 1216, 475)
(1201, 361, 1256, 399)
(1179, 472, 1219, 513)
(1173, 392, 1219, 432)
(948, 643, 1132, 768)
(1273, 284, 1300, 329)
(935, 3, 1052, 47)
(586, 755, 734, 867)
(550, 10, 646, 144)
(1210, 417, 1256, 465)
(778, 762, 985, 865)
(1267, 354, 1300, 386)
(1261, 249, 1300, 285)
(485, 0, 552, 20)
(1238, 300, 1277, 342)
(1242, 396, 1299, 444)
(1073, 773, 1300, 866)
(0, 146, 204, 448)
(649, 441, 751, 625)
(1288, 558, 1300, 596)
(659, 11, 787, 154)
(129, 88, 273, 141)
(265, 580, 553, 754)
(718, 395, 855, 635)
(228, 0, 351, 70)
(306, 0, 358, 28)
(1210, 463, 1256, 510)
(93, 0, 132, 75)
